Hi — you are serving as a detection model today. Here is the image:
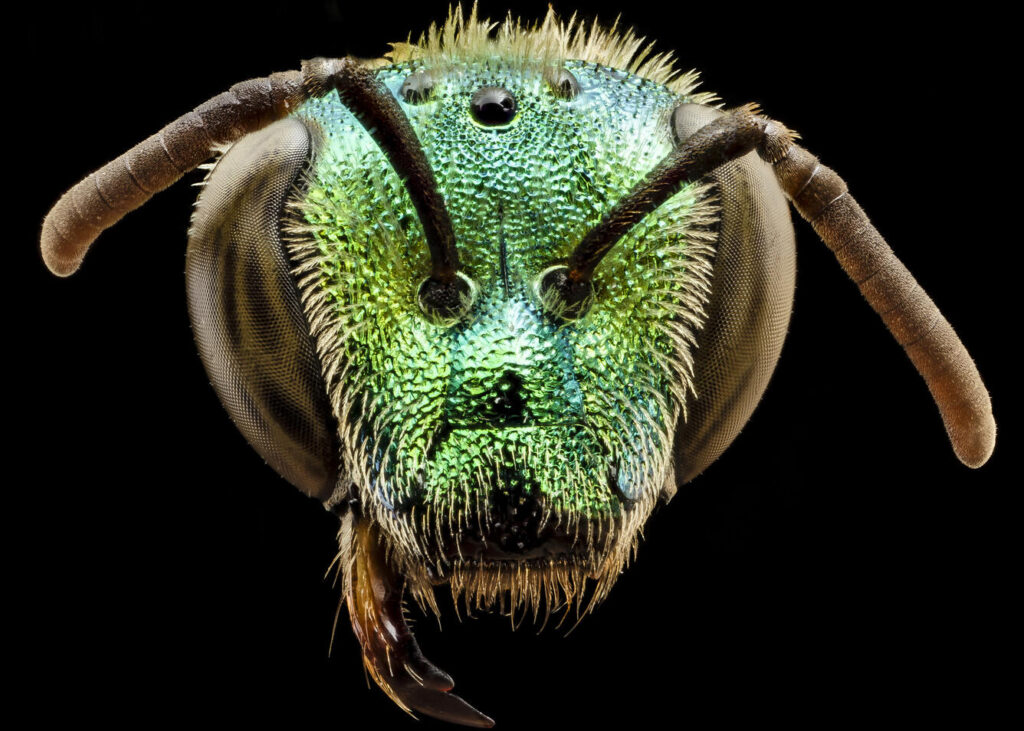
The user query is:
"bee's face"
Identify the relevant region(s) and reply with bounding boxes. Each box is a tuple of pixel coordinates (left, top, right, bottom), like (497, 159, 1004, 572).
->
(35, 5, 997, 726)
(295, 58, 710, 609)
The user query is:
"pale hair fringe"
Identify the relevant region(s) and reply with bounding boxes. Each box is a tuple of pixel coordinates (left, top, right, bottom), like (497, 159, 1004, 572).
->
(382, 2, 718, 103)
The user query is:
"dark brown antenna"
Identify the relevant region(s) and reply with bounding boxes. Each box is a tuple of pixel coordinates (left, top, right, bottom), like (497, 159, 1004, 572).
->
(41, 57, 462, 299)
(541, 104, 993, 467)
(756, 125, 995, 468)
(539, 108, 771, 319)
(569, 108, 769, 283)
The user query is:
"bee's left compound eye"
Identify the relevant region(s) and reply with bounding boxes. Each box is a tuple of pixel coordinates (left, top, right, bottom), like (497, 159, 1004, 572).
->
(470, 86, 517, 126)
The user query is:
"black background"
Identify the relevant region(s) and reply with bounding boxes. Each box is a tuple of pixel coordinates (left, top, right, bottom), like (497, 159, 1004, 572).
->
(19, 1, 1014, 727)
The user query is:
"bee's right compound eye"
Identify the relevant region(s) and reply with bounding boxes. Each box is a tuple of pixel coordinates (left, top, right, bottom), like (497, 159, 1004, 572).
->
(187, 118, 342, 502)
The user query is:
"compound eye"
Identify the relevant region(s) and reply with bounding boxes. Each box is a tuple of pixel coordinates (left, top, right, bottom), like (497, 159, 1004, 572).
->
(470, 86, 517, 126)
(545, 68, 579, 100)
(400, 71, 435, 103)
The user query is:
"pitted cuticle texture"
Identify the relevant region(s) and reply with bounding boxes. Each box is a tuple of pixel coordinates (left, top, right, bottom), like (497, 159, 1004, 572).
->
(289, 60, 718, 585)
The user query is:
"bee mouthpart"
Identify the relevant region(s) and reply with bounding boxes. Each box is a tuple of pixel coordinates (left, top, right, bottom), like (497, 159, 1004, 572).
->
(442, 515, 611, 564)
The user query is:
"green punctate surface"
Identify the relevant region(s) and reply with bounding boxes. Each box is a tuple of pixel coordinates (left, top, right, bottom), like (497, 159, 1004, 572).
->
(295, 59, 711, 529)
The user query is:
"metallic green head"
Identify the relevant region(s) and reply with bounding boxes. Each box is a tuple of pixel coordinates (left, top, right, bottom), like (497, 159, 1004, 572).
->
(288, 26, 717, 611)
(40, 6, 995, 725)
